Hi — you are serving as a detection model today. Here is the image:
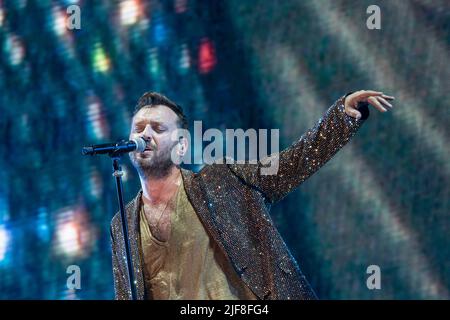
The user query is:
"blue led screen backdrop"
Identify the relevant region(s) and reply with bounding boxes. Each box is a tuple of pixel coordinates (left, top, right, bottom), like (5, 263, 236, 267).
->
(0, 0, 448, 299)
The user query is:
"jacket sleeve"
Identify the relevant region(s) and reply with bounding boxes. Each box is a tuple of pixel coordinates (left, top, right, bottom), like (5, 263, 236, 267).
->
(110, 223, 129, 300)
(228, 94, 369, 204)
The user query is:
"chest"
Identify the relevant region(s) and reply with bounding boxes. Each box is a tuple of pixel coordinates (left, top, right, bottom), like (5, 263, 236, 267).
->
(143, 202, 174, 243)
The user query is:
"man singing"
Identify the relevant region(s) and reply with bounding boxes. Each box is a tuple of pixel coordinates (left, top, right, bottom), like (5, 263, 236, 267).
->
(110, 90, 395, 300)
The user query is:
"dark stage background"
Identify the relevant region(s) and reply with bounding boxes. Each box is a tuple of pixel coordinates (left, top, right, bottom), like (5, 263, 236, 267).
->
(0, 0, 448, 299)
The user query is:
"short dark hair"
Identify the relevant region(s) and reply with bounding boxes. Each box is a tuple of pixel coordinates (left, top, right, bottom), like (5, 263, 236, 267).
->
(134, 92, 188, 129)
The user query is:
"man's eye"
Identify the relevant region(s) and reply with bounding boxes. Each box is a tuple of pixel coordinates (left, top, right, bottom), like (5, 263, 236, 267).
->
(134, 127, 143, 132)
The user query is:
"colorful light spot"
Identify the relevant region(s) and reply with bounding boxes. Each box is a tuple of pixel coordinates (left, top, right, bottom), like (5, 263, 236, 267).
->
(120, 0, 141, 26)
(198, 38, 216, 74)
(92, 43, 111, 73)
(0, 224, 9, 262)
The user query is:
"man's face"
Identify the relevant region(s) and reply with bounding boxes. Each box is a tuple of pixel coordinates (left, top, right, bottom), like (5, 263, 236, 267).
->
(129, 105, 180, 177)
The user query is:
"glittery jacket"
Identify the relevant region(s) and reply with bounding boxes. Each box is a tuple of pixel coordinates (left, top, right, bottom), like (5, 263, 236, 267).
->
(110, 95, 369, 300)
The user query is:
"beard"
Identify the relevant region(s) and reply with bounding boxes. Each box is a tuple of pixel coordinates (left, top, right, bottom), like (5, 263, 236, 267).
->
(129, 141, 178, 179)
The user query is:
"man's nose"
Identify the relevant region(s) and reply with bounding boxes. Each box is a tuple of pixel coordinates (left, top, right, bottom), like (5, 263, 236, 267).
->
(141, 124, 154, 138)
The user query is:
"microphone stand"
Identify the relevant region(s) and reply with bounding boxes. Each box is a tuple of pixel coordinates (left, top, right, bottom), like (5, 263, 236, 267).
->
(111, 154, 137, 300)
(82, 139, 145, 300)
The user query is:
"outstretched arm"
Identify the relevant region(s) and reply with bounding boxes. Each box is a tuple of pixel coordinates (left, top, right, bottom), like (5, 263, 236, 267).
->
(228, 90, 395, 204)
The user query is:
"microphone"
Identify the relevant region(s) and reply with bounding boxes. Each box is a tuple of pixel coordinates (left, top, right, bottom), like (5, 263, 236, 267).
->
(82, 138, 146, 156)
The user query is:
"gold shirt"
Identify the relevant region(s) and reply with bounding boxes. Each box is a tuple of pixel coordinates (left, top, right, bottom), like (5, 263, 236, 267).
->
(139, 178, 258, 300)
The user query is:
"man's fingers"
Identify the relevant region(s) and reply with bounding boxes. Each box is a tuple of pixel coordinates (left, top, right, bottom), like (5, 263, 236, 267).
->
(346, 108, 362, 120)
(346, 90, 395, 115)
(381, 94, 395, 101)
(357, 90, 383, 98)
(367, 96, 387, 112)
(377, 96, 393, 109)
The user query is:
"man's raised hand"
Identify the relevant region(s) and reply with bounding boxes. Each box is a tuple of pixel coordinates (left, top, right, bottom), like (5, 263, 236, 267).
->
(344, 90, 395, 119)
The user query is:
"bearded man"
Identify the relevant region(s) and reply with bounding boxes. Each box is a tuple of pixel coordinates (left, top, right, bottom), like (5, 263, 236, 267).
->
(110, 90, 395, 300)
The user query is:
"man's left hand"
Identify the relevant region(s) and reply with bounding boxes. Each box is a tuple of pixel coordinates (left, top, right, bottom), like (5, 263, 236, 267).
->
(344, 90, 395, 119)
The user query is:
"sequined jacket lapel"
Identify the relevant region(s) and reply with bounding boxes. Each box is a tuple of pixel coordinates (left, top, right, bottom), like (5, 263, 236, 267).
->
(110, 95, 368, 300)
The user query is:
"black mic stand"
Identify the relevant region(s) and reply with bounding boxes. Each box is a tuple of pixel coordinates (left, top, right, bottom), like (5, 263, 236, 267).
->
(111, 154, 137, 300)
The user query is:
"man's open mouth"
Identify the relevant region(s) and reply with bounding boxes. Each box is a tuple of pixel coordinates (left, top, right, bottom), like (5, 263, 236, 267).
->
(142, 144, 155, 153)
(141, 139, 156, 153)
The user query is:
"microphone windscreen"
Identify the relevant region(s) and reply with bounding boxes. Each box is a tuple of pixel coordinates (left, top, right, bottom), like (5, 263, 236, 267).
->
(133, 138, 146, 152)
